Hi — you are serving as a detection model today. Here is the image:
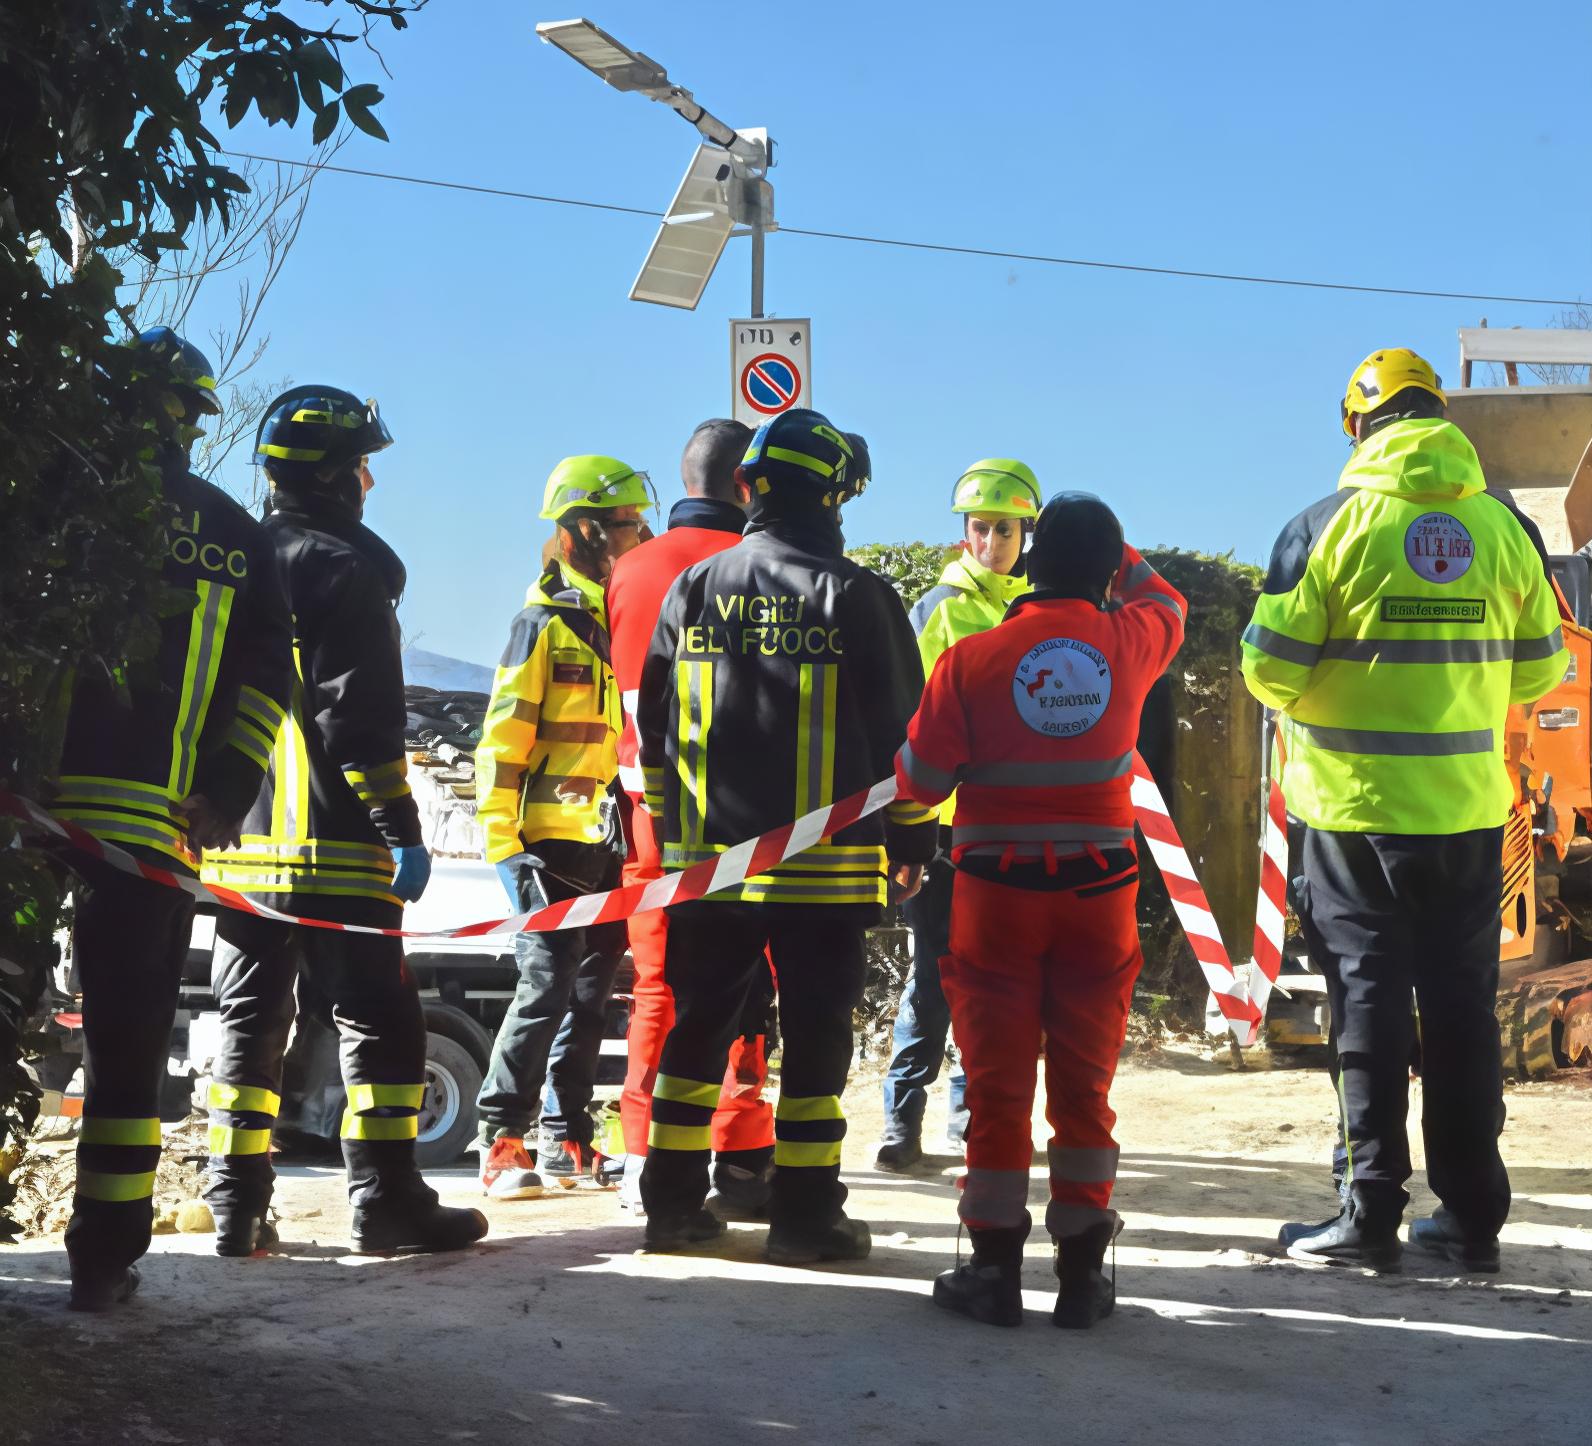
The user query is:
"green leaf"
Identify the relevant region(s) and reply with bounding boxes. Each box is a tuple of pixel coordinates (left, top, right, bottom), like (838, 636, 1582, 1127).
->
(300, 39, 343, 89)
(311, 99, 341, 146)
(342, 83, 384, 108)
(344, 99, 388, 142)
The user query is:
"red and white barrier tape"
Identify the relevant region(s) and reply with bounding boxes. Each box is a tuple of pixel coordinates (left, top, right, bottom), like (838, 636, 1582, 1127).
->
(1130, 756, 1263, 1045)
(3, 761, 1245, 1039)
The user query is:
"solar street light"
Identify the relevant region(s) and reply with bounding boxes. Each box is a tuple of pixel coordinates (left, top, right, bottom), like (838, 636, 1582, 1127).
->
(535, 17, 776, 314)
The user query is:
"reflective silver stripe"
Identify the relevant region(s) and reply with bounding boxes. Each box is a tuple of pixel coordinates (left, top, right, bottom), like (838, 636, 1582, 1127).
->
(1319, 637, 1515, 663)
(1515, 628, 1565, 662)
(55, 779, 175, 814)
(1121, 560, 1153, 590)
(1143, 591, 1186, 620)
(218, 840, 393, 865)
(1048, 1143, 1119, 1183)
(1293, 722, 1496, 756)
(951, 822, 1135, 846)
(57, 811, 183, 851)
(170, 580, 230, 797)
(897, 741, 955, 794)
(1242, 624, 1322, 668)
(963, 752, 1133, 786)
(958, 1167, 1031, 1227)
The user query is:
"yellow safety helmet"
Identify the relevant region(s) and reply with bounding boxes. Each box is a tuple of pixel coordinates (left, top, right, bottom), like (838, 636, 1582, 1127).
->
(951, 459, 1042, 519)
(1340, 348, 1446, 438)
(540, 455, 652, 521)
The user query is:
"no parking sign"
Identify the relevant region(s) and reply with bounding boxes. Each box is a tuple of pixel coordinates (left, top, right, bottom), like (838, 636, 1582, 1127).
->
(730, 319, 811, 427)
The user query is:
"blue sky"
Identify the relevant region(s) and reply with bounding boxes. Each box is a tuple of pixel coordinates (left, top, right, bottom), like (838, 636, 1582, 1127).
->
(203, 0, 1592, 667)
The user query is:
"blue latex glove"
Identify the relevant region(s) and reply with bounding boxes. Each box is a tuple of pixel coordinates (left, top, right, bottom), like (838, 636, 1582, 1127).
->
(391, 845, 432, 903)
(495, 853, 532, 905)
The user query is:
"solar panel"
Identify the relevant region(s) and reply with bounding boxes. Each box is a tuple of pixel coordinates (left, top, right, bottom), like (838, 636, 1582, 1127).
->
(629, 144, 736, 310)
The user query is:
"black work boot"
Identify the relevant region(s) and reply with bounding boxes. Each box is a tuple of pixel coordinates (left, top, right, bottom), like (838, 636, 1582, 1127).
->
(642, 1208, 728, 1253)
(1278, 1176, 1351, 1248)
(1409, 1208, 1501, 1274)
(766, 1214, 872, 1266)
(706, 1152, 774, 1223)
(345, 1140, 488, 1256)
(211, 1205, 280, 1259)
(873, 1140, 923, 1173)
(933, 1213, 1030, 1327)
(67, 1264, 141, 1313)
(1285, 1190, 1401, 1273)
(1052, 1215, 1122, 1329)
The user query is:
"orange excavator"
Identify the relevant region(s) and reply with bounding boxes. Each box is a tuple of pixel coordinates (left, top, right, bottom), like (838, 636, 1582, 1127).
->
(1453, 326, 1592, 1076)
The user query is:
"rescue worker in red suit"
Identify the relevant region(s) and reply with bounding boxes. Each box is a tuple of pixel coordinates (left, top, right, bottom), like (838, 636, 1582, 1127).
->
(895, 493, 1186, 1329)
(607, 418, 778, 1220)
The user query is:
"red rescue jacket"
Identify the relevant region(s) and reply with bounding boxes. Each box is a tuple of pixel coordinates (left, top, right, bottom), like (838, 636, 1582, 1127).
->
(895, 545, 1185, 865)
(607, 497, 745, 796)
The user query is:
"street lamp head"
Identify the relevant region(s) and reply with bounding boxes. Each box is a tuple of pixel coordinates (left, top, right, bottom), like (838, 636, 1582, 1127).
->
(535, 18, 669, 93)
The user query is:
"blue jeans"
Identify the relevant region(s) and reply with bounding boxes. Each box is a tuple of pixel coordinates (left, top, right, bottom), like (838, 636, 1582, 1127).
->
(476, 847, 626, 1147)
(881, 856, 967, 1146)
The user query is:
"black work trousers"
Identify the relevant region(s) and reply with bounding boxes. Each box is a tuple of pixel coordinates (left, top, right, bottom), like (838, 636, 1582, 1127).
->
(640, 904, 868, 1231)
(65, 862, 196, 1281)
(207, 902, 428, 1214)
(1297, 825, 1510, 1236)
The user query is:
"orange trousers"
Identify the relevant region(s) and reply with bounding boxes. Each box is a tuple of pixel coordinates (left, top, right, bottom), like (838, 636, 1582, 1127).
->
(619, 800, 774, 1158)
(940, 867, 1142, 1237)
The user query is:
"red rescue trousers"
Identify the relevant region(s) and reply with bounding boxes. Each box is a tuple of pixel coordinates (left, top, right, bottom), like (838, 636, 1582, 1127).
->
(941, 868, 1142, 1238)
(619, 800, 774, 1158)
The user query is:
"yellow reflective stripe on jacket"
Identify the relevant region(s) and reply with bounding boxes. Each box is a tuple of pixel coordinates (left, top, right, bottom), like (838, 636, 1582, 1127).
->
(675, 660, 713, 846)
(208, 1081, 281, 1116)
(168, 578, 235, 798)
(268, 658, 313, 838)
(477, 566, 619, 862)
(76, 1169, 158, 1202)
(661, 839, 886, 906)
(343, 757, 412, 805)
(201, 833, 396, 900)
(794, 663, 838, 818)
(79, 1116, 161, 1147)
(209, 1125, 272, 1156)
(340, 1111, 419, 1141)
(346, 1082, 425, 1112)
(1241, 418, 1571, 834)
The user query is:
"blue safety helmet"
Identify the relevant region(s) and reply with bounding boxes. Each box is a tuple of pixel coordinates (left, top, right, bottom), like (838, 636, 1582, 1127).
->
(253, 384, 393, 489)
(133, 326, 222, 419)
(737, 408, 863, 508)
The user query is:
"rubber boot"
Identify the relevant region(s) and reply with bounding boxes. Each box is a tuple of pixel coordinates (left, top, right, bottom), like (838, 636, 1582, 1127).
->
(641, 1208, 727, 1253)
(766, 1214, 872, 1266)
(67, 1264, 141, 1313)
(1285, 1187, 1401, 1273)
(933, 1213, 1030, 1327)
(1052, 1214, 1122, 1330)
(211, 1205, 280, 1259)
(1409, 1207, 1500, 1273)
(345, 1139, 488, 1256)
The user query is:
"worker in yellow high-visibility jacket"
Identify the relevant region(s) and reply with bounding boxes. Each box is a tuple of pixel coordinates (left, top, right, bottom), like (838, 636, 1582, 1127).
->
(1241, 347, 1568, 1274)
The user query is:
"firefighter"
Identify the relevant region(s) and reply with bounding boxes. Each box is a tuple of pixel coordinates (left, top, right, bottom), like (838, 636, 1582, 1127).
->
(606, 418, 780, 1220)
(896, 493, 1186, 1329)
(200, 387, 487, 1258)
(54, 328, 294, 1309)
(636, 409, 939, 1262)
(1242, 348, 1568, 1273)
(473, 457, 645, 1195)
(876, 459, 1038, 1172)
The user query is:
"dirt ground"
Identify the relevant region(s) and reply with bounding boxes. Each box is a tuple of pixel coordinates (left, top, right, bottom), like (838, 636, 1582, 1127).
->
(3, 1047, 1589, 1446)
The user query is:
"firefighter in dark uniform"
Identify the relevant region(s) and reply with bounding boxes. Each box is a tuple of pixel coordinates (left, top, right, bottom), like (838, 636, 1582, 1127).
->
(200, 387, 487, 1257)
(636, 410, 939, 1261)
(53, 328, 294, 1310)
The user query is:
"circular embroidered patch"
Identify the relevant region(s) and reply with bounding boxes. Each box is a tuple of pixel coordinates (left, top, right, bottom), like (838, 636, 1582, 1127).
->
(1012, 637, 1113, 737)
(1404, 512, 1474, 583)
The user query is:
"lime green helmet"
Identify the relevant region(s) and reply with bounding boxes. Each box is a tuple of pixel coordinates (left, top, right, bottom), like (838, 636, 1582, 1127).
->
(540, 455, 652, 521)
(951, 458, 1042, 520)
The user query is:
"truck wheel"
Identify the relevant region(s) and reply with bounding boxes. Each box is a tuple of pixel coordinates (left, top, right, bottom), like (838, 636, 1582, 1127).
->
(414, 1032, 482, 1168)
(421, 1001, 494, 1071)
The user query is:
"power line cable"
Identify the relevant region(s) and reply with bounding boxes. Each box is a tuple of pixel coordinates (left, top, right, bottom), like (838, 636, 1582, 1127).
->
(224, 150, 1586, 309)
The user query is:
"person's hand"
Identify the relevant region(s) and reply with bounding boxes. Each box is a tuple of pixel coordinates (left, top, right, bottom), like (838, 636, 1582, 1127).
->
(176, 793, 242, 852)
(392, 845, 433, 903)
(888, 861, 924, 904)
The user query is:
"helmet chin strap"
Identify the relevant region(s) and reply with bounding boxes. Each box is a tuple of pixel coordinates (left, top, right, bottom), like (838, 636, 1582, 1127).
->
(560, 514, 612, 578)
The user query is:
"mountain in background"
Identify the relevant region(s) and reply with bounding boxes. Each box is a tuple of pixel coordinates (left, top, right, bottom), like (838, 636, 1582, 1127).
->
(402, 646, 493, 694)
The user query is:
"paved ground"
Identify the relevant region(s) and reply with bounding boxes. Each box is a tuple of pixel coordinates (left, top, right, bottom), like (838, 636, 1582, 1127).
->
(3, 1052, 1589, 1445)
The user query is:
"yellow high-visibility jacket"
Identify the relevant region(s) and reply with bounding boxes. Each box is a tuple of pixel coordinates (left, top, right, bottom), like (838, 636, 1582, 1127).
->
(1241, 417, 1569, 834)
(477, 561, 620, 862)
(908, 549, 1030, 823)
